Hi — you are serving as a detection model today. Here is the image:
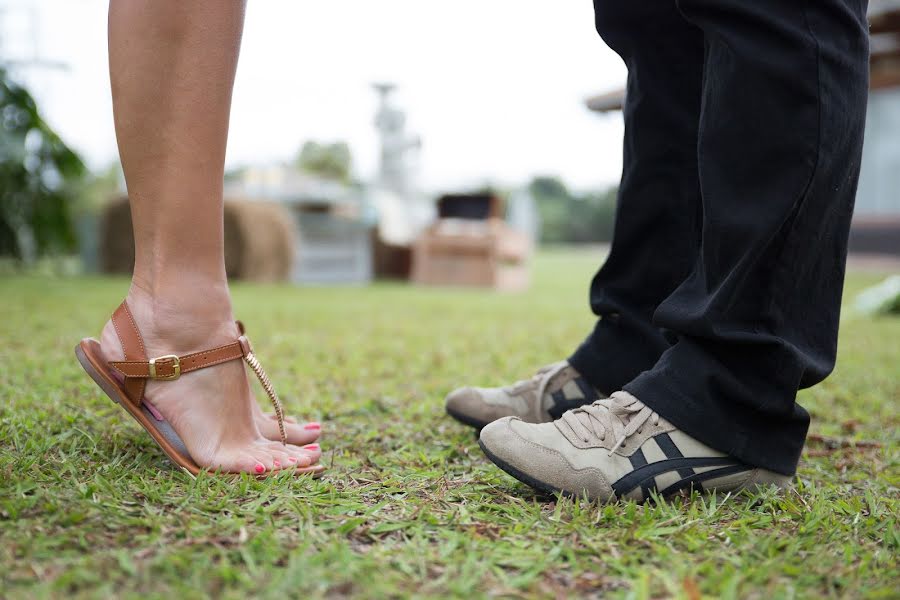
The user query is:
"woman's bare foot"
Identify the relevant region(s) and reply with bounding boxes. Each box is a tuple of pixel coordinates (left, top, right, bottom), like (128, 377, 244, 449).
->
(98, 283, 321, 474)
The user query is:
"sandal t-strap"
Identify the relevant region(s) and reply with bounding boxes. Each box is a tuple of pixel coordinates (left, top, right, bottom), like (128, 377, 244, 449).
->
(106, 302, 288, 445)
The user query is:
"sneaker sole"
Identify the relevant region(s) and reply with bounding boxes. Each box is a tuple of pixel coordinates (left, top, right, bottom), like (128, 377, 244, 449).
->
(446, 406, 491, 431)
(478, 438, 571, 499)
(480, 438, 790, 503)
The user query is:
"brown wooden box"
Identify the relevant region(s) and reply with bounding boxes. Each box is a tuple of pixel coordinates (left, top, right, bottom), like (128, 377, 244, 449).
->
(411, 217, 531, 290)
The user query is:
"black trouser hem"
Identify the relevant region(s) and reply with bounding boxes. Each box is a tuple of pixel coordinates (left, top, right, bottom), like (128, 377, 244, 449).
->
(570, 326, 807, 475)
(568, 314, 671, 398)
(623, 345, 808, 476)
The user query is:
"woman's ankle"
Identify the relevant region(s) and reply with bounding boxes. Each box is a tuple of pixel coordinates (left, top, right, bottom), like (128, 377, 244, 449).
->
(123, 276, 238, 353)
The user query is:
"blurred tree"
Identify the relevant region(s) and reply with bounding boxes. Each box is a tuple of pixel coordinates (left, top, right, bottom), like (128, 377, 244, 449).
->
(528, 175, 617, 244)
(294, 140, 352, 182)
(529, 176, 571, 244)
(0, 68, 86, 261)
(77, 161, 122, 211)
(573, 187, 617, 243)
(224, 165, 247, 184)
(529, 175, 570, 201)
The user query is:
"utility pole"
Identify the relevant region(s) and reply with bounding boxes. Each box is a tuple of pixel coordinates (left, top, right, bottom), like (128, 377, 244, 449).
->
(372, 82, 421, 197)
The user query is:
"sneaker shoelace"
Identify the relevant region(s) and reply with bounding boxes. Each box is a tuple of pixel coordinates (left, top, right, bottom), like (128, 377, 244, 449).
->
(561, 392, 659, 456)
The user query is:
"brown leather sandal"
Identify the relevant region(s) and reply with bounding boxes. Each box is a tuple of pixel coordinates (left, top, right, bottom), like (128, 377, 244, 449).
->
(75, 300, 325, 478)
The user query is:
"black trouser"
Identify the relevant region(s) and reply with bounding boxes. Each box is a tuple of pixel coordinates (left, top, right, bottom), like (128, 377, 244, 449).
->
(569, 0, 870, 475)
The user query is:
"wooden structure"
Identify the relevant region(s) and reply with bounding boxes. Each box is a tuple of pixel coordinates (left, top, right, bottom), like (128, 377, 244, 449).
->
(372, 230, 413, 279)
(870, 0, 900, 90)
(853, 1, 900, 255)
(411, 193, 531, 290)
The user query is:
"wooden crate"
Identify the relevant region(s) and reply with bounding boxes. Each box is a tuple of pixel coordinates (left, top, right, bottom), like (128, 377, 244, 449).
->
(411, 217, 530, 290)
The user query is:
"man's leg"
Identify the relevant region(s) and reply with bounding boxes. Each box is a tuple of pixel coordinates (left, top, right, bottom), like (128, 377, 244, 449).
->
(477, 0, 869, 501)
(624, 0, 870, 475)
(445, 0, 706, 430)
(568, 1, 706, 396)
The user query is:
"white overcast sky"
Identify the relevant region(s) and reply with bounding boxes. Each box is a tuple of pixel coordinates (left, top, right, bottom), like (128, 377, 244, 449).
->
(3, 0, 627, 192)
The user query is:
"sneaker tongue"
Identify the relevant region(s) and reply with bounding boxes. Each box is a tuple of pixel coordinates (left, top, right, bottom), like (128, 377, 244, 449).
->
(609, 391, 655, 436)
(609, 390, 641, 407)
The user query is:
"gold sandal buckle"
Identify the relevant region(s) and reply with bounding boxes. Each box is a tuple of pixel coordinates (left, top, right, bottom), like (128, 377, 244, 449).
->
(149, 355, 181, 380)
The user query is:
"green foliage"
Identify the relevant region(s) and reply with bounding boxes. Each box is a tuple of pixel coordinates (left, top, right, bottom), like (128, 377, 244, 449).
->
(75, 161, 122, 213)
(0, 68, 86, 261)
(529, 175, 617, 244)
(294, 140, 353, 182)
(0, 252, 897, 598)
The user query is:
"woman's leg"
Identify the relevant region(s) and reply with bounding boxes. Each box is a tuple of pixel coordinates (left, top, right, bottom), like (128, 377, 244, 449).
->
(101, 0, 320, 473)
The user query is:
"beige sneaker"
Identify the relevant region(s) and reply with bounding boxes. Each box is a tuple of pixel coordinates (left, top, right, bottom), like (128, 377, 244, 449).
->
(478, 391, 791, 502)
(445, 361, 606, 430)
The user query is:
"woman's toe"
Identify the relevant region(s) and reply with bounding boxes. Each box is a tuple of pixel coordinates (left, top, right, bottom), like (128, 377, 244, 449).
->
(268, 448, 298, 471)
(225, 452, 267, 475)
(285, 420, 321, 445)
(298, 443, 321, 464)
(247, 448, 278, 474)
(271, 442, 316, 467)
(258, 415, 321, 445)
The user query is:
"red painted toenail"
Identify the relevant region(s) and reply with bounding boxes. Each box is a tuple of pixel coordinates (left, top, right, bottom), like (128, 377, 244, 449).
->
(273, 460, 281, 468)
(304, 422, 321, 430)
(254, 463, 265, 474)
(287, 456, 297, 463)
(304, 444, 319, 451)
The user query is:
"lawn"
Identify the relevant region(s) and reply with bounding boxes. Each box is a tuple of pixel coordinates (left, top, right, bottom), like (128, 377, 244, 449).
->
(1, 249, 897, 599)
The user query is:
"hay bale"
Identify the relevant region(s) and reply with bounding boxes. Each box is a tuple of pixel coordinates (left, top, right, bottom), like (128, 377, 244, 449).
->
(223, 199, 295, 282)
(99, 196, 295, 282)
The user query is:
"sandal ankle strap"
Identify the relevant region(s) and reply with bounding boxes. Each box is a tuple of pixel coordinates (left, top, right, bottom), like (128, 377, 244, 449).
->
(108, 340, 246, 380)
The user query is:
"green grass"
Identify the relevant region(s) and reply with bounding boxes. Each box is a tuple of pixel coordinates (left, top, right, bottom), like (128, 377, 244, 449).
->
(1, 249, 897, 599)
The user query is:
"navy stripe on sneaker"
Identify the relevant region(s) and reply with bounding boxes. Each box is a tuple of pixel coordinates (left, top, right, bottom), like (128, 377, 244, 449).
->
(547, 377, 599, 420)
(547, 394, 581, 420)
(612, 456, 739, 498)
(628, 447, 654, 500)
(658, 464, 752, 497)
(654, 432, 695, 479)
